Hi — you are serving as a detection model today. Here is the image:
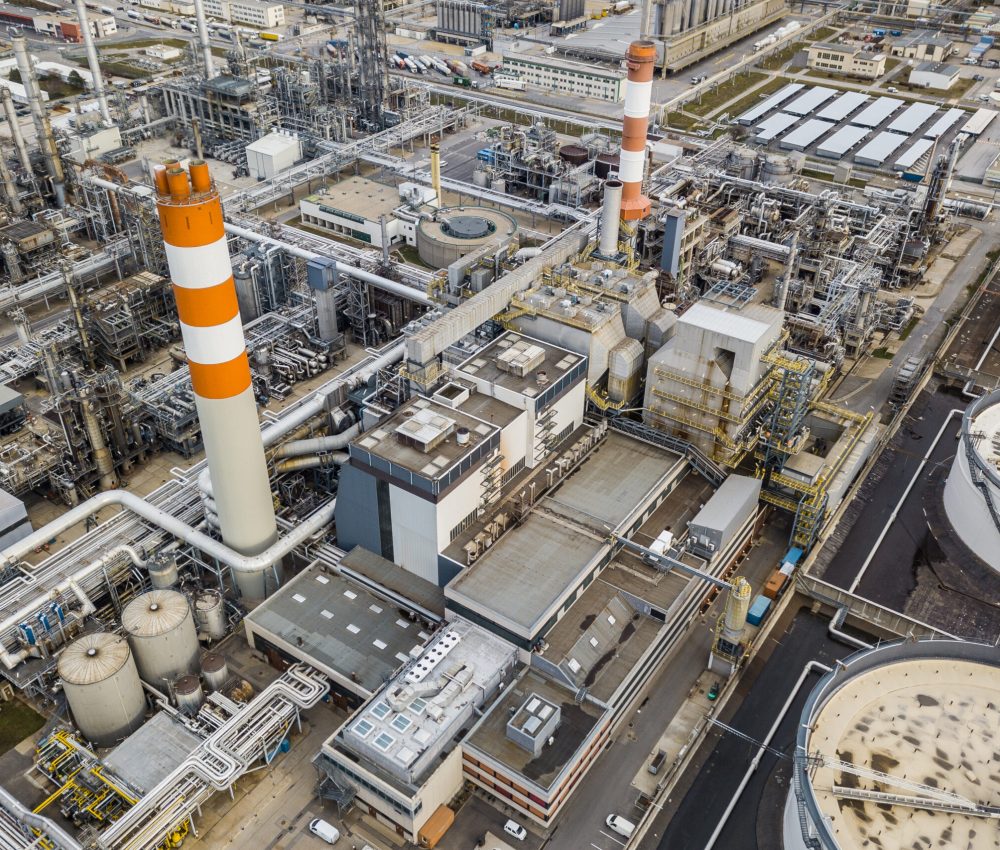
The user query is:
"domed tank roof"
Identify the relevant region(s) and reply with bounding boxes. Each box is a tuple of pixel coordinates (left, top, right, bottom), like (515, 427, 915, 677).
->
(122, 590, 191, 637)
(58, 632, 132, 685)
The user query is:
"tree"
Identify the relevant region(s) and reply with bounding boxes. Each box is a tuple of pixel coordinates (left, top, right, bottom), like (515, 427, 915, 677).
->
(68, 70, 85, 89)
(7, 68, 20, 83)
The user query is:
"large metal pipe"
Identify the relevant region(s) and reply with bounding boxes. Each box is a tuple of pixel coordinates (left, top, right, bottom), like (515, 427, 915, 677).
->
(1, 87, 31, 174)
(598, 179, 622, 257)
(430, 141, 442, 203)
(154, 161, 277, 600)
(192, 0, 216, 79)
(74, 0, 111, 124)
(272, 424, 361, 459)
(620, 40, 655, 222)
(0, 155, 22, 215)
(12, 36, 64, 206)
(0, 785, 83, 850)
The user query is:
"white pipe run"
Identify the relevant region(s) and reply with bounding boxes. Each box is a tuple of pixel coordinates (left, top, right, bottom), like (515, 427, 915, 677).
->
(701, 660, 833, 850)
(0, 785, 83, 850)
(74, 0, 111, 124)
(272, 423, 361, 459)
(274, 453, 348, 473)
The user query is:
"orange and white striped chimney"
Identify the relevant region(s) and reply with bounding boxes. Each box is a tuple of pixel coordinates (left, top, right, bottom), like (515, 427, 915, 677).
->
(154, 161, 277, 601)
(619, 40, 655, 221)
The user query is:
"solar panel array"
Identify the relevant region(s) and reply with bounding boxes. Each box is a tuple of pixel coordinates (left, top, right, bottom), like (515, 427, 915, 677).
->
(734, 83, 979, 173)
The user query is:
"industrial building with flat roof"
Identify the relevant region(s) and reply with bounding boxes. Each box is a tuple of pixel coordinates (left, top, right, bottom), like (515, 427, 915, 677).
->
(499, 53, 625, 102)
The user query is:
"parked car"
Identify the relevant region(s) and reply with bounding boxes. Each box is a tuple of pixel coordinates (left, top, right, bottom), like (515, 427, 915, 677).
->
(503, 819, 527, 841)
(974, 73, 986, 81)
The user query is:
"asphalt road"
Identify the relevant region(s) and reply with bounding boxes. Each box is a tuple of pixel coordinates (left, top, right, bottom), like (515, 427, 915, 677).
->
(820, 390, 964, 606)
(645, 610, 859, 850)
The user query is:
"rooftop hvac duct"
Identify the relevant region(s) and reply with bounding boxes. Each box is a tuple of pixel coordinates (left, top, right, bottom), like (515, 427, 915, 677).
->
(153, 161, 277, 600)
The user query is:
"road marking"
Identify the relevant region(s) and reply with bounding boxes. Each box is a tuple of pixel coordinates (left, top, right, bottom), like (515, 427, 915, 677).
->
(599, 830, 627, 846)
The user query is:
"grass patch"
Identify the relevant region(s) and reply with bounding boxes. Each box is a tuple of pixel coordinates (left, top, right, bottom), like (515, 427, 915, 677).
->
(807, 26, 838, 42)
(802, 168, 834, 183)
(898, 315, 919, 340)
(395, 244, 434, 269)
(98, 61, 148, 79)
(872, 347, 893, 359)
(719, 76, 791, 121)
(894, 77, 975, 99)
(0, 700, 45, 755)
(686, 71, 767, 116)
(883, 57, 901, 74)
(108, 37, 189, 49)
(664, 111, 700, 131)
(972, 248, 1000, 292)
(758, 42, 804, 71)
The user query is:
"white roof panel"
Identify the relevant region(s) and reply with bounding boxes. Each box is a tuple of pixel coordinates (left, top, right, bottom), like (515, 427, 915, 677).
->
(736, 82, 805, 125)
(784, 86, 838, 116)
(680, 303, 774, 345)
(753, 112, 799, 142)
(779, 118, 836, 151)
(816, 124, 871, 158)
(854, 132, 910, 166)
(894, 137, 935, 170)
(888, 102, 938, 134)
(851, 96, 904, 128)
(962, 108, 998, 136)
(924, 108, 966, 139)
(817, 91, 870, 122)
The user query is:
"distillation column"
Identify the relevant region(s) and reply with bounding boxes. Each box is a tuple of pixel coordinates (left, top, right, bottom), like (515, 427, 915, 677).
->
(12, 36, 64, 206)
(154, 161, 277, 599)
(74, 0, 111, 124)
(2, 87, 32, 174)
(619, 40, 654, 222)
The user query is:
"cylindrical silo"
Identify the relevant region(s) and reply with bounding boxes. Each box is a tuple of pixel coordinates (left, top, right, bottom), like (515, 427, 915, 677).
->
(147, 552, 179, 589)
(723, 577, 752, 635)
(122, 590, 200, 687)
(58, 633, 145, 747)
(193, 589, 227, 641)
(598, 180, 623, 257)
(201, 652, 229, 692)
(174, 674, 204, 715)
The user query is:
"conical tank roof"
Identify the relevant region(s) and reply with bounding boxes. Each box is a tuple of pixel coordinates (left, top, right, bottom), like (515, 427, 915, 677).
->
(122, 589, 191, 637)
(58, 632, 131, 685)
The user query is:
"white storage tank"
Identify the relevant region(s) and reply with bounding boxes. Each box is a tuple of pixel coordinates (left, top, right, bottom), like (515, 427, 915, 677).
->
(122, 590, 200, 687)
(58, 632, 145, 747)
(147, 551, 179, 589)
(201, 652, 229, 692)
(193, 589, 227, 640)
(174, 674, 204, 716)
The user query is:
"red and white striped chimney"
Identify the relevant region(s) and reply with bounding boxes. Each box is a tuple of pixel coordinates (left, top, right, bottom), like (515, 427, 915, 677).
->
(619, 40, 655, 222)
(154, 161, 277, 601)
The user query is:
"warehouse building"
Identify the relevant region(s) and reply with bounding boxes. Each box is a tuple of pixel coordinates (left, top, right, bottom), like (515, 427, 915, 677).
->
(299, 176, 405, 248)
(500, 54, 625, 102)
(908, 61, 960, 90)
(202, 0, 285, 27)
(889, 29, 954, 63)
(806, 42, 885, 80)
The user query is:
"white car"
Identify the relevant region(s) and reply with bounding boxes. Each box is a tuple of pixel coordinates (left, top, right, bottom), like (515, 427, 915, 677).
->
(308, 819, 340, 844)
(503, 819, 527, 841)
(606, 814, 636, 838)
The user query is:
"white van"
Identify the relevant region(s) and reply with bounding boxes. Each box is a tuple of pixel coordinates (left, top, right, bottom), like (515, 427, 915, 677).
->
(606, 814, 636, 838)
(308, 819, 340, 844)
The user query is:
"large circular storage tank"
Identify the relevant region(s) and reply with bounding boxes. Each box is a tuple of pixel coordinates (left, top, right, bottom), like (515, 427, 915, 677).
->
(122, 590, 200, 687)
(785, 638, 1000, 850)
(193, 589, 227, 641)
(558, 144, 588, 166)
(174, 674, 204, 716)
(58, 633, 145, 747)
(942, 391, 1000, 572)
(594, 152, 620, 180)
(415, 207, 519, 269)
(201, 652, 229, 692)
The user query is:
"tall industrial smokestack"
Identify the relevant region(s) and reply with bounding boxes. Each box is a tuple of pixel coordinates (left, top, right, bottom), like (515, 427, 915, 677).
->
(192, 0, 216, 79)
(153, 161, 277, 599)
(74, 0, 111, 124)
(619, 40, 655, 221)
(12, 36, 64, 207)
(598, 179, 622, 256)
(430, 141, 442, 205)
(1, 88, 32, 174)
